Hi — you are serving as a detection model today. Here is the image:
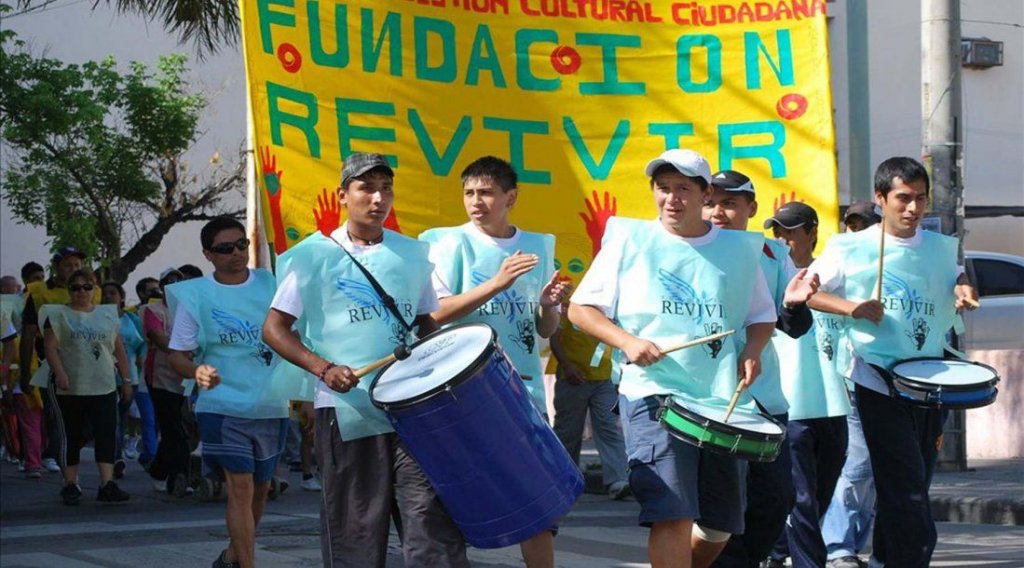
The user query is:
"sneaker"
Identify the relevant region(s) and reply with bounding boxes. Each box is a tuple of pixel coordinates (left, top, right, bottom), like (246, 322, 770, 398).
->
(152, 479, 167, 493)
(300, 475, 322, 491)
(17, 460, 26, 473)
(114, 459, 127, 479)
(608, 481, 632, 501)
(97, 480, 130, 502)
(828, 557, 867, 568)
(42, 458, 60, 472)
(25, 469, 43, 479)
(123, 436, 140, 460)
(60, 483, 82, 506)
(760, 559, 785, 568)
(212, 549, 240, 568)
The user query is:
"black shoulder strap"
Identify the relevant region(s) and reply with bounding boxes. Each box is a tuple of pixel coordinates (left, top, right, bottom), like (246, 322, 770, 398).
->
(329, 235, 415, 334)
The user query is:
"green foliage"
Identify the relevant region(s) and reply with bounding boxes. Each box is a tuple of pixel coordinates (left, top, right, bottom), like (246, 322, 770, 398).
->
(0, 27, 243, 282)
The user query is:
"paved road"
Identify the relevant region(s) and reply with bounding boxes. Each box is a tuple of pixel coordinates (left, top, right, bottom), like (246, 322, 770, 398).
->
(2, 456, 1022, 567)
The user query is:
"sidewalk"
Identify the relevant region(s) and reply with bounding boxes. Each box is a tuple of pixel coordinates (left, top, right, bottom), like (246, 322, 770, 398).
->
(579, 447, 1024, 526)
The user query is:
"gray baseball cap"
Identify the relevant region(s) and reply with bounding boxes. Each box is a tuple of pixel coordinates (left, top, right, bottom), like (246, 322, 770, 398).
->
(340, 153, 394, 187)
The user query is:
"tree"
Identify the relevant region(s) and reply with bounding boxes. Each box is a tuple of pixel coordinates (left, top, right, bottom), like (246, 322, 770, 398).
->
(0, 24, 245, 283)
(13, 0, 238, 57)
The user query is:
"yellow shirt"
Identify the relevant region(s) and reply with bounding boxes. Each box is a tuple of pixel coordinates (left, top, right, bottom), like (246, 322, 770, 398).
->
(545, 317, 613, 381)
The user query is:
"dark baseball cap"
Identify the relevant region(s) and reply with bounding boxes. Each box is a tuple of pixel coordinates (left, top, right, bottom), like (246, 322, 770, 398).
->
(340, 153, 394, 188)
(52, 246, 86, 264)
(844, 201, 882, 224)
(710, 170, 755, 194)
(763, 202, 819, 230)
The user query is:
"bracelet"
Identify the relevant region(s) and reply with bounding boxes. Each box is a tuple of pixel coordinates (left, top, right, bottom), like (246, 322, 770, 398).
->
(317, 363, 336, 382)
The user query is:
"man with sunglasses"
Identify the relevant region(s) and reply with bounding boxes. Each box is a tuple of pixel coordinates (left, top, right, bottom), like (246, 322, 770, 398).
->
(19, 247, 101, 474)
(165, 217, 294, 568)
(263, 153, 468, 568)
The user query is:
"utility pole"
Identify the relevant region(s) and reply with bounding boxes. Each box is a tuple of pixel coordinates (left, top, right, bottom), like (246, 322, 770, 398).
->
(847, 0, 872, 205)
(922, 0, 967, 472)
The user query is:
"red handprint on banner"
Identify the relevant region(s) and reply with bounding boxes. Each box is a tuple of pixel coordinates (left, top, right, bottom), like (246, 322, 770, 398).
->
(579, 190, 617, 256)
(260, 146, 288, 254)
(313, 188, 341, 236)
(773, 191, 804, 213)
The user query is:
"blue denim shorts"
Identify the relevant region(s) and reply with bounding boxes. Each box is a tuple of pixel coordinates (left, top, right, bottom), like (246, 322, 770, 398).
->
(198, 413, 288, 482)
(620, 395, 702, 526)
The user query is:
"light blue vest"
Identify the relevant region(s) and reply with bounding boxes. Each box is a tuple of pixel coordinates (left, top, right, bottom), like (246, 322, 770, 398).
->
(119, 313, 146, 385)
(742, 238, 791, 415)
(774, 309, 851, 421)
(604, 218, 763, 406)
(831, 229, 960, 368)
(166, 269, 289, 419)
(277, 231, 434, 440)
(419, 224, 555, 410)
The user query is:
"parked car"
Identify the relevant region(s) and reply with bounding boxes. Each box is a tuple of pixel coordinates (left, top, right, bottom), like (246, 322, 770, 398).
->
(963, 251, 1024, 350)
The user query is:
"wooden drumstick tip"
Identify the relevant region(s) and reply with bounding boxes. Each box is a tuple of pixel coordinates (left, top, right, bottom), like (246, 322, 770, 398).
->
(723, 382, 746, 424)
(963, 297, 980, 308)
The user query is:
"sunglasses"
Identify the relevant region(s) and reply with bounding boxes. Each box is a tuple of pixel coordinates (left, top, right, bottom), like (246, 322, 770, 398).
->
(69, 284, 95, 293)
(209, 238, 250, 255)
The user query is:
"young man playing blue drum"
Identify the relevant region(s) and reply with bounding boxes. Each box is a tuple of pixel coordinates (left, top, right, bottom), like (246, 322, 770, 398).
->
(700, 170, 819, 568)
(262, 153, 469, 568)
(763, 203, 850, 568)
(166, 217, 293, 568)
(419, 155, 570, 568)
(806, 157, 978, 567)
(569, 149, 778, 568)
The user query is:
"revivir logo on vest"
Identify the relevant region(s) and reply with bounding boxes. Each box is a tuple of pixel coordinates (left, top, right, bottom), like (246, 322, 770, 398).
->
(335, 278, 415, 345)
(210, 309, 275, 366)
(879, 271, 936, 351)
(656, 269, 726, 324)
(67, 321, 108, 360)
(470, 271, 539, 325)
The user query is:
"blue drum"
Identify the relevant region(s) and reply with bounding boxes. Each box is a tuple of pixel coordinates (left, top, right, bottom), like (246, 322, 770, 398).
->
(369, 323, 584, 549)
(888, 358, 999, 409)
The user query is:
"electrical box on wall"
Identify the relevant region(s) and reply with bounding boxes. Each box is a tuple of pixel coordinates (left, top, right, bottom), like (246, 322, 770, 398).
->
(962, 37, 1004, 69)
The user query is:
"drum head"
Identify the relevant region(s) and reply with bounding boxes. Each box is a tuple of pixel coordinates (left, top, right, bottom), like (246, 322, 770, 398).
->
(891, 359, 997, 387)
(674, 398, 784, 436)
(372, 324, 494, 405)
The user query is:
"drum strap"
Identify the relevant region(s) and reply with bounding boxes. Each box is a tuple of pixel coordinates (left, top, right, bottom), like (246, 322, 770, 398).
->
(328, 236, 415, 337)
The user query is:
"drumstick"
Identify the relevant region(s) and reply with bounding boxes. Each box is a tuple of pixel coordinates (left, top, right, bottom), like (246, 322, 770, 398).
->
(352, 354, 396, 379)
(875, 214, 885, 301)
(624, 329, 736, 365)
(723, 381, 746, 424)
(962, 297, 980, 308)
(352, 345, 413, 379)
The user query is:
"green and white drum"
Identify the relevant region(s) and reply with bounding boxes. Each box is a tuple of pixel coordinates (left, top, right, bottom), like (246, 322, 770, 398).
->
(658, 396, 786, 462)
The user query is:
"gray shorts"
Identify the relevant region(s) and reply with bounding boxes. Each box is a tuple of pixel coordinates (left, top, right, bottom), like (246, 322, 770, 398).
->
(198, 413, 288, 482)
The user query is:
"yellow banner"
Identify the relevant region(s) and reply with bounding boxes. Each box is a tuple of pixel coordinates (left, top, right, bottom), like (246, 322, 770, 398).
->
(241, 0, 838, 278)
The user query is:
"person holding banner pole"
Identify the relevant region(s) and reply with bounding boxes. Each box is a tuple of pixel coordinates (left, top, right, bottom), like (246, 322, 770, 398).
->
(420, 156, 571, 568)
(569, 149, 778, 568)
(165, 217, 293, 568)
(262, 153, 469, 568)
(805, 157, 978, 567)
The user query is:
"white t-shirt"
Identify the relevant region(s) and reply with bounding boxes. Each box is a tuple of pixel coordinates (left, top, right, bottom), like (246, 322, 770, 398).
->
(430, 223, 560, 313)
(808, 225, 965, 394)
(168, 270, 257, 352)
(572, 222, 777, 326)
(270, 226, 440, 409)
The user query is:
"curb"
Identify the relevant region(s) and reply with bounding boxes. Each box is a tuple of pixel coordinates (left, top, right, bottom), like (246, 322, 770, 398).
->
(583, 469, 1024, 526)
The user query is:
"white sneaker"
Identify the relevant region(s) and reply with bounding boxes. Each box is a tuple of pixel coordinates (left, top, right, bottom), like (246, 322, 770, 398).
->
(152, 479, 167, 493)
(301, 476, 322, 491)
(17, 460, 26, 472)
(608, 481, 632, 500)
(123, 436, 140, 460)
(42, 458, 60, 472)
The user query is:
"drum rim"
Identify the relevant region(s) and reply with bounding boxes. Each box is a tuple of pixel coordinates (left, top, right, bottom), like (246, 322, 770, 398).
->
(659, 406, 783, 462)
(369, 322, 499, 410)
(889, 357, 1000, 392)
(663, 395, 786, 439)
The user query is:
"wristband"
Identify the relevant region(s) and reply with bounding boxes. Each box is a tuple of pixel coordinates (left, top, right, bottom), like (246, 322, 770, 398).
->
(317, 363, 337, 383)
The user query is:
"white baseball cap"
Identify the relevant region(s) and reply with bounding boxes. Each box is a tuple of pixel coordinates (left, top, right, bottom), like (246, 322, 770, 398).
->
(644, 149, 712, 185)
